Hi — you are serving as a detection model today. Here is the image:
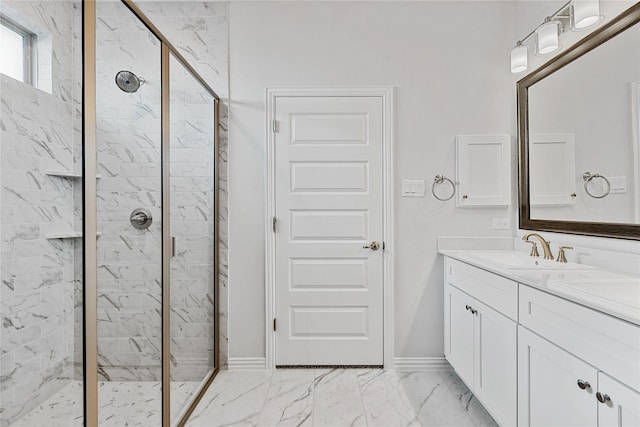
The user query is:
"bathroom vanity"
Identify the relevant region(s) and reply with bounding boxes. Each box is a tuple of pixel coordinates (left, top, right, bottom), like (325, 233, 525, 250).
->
(441, 250, 640, 427)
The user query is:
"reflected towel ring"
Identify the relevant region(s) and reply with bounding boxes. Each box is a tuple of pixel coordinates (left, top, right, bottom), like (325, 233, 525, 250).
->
(432, 174, 456, 201)
(582, 172, 610, 199)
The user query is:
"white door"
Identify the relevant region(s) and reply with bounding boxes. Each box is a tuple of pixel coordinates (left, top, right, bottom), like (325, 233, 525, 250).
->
(597, 372, 640, 427)
(444, 283, 475, 386)
(473, 300, 517, 427)
(274, 96, 384, 366)
(518, 326, 598, 427)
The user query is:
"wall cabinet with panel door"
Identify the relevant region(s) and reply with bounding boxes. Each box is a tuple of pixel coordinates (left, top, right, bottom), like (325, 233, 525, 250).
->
(456, 135, 511, 207)
(444, 282, 517, 427)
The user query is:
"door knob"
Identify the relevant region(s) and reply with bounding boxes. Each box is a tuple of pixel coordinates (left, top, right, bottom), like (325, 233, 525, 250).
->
(363, 241, 380, 251)
(596, 392, 611, 404)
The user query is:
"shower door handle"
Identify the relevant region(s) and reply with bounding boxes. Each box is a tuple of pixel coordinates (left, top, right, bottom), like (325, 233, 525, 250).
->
(171, 237, 176, 257)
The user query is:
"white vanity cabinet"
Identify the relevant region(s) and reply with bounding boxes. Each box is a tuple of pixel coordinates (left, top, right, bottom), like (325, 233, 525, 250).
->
(444, 259, 517, 427)
(443, 255, 640, 427)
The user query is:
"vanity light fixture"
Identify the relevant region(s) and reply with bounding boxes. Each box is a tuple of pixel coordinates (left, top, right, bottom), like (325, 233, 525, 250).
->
(573, 0, 603, 29)
(510, 42, 529, 73)
(536, 19, 561, 55)
(509, 0, 604, 74)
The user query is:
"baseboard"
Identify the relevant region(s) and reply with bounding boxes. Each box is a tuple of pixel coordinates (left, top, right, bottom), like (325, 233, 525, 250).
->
(393, 357, 451, 371)
(227, 357, 267, 370)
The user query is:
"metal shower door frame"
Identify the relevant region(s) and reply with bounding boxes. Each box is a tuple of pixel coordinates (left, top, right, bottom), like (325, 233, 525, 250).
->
(83, 1, 221, 426)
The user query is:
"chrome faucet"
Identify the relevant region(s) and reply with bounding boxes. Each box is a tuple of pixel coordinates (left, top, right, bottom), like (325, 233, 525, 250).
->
(522, 233, 554, 260)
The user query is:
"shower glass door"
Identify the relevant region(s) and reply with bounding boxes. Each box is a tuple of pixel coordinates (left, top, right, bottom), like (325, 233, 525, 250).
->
(168, 52, 217, 424)
(95, 1, 163, 424)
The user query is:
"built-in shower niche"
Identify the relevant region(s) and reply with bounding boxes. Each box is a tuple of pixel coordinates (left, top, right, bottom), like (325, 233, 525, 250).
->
(0, 0, 84, 425)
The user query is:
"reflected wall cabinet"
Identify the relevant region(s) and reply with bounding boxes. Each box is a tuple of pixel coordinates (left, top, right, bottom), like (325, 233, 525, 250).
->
(455, 135, 511, 207)
(529, 133, 576, 206)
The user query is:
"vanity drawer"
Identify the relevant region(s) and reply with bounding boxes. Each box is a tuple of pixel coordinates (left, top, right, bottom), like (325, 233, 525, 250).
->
(445, 258, 518, 321)
(519, 285, 640, 391)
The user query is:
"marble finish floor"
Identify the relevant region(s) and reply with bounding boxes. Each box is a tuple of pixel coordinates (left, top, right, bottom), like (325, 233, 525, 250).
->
(187, 369, 498, 427)
(10, 381, 200, 427)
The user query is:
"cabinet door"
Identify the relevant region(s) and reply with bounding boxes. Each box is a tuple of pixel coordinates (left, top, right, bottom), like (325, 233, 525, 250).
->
(474, 300, 517, 427)
(598, 372, 640, 427)
(456, 135, 511, 207)
(518, 326, 597, 427)
(444, 283, 475, 387)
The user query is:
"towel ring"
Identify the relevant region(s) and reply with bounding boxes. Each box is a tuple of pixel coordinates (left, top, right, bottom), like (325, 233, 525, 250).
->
(582, 172, 610, 199)
(432, 174, 456, 201)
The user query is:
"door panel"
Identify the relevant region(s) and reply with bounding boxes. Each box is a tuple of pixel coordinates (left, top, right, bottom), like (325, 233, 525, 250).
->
(274, 96, 383, 366)
(444, 283, 475, 387)
(474, 300, 517, 427)
(518, 326, 597, 427)
(598, 372, 640, 427)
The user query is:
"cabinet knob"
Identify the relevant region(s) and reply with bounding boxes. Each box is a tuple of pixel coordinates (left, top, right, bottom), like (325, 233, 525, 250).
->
(462, 194, 469, 199)
(577, 379, 591, 390)
(596, 392, 611, 404)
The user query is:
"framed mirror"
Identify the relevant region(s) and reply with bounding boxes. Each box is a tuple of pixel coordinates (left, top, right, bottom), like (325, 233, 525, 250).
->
(518, 3, 640, 240)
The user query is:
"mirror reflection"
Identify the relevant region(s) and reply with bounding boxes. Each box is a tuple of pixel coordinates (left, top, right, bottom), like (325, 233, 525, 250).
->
(527, 22, 640, 224)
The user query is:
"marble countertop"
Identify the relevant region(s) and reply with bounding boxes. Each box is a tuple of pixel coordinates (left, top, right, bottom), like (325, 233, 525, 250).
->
(439, 250, 640, 326)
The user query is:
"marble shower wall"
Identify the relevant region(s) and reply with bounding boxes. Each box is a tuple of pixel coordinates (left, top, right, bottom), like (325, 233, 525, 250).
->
(137, 1, 229, 368)
(95, 0, 163, 382)
(94, 0, 226, 380)
(0, 1, 83, 424)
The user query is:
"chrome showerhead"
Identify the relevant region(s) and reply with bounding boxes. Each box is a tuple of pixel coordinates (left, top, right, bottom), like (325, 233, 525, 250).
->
(115, 70, 145, 93)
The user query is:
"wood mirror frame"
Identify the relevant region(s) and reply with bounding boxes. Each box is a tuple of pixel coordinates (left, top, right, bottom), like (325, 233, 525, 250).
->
(518, 3, 640, 240)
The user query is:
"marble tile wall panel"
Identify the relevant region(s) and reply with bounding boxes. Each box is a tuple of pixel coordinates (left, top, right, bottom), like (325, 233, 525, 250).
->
(0, 1, 82, 424)
(136, 1, 229, 369)
(95, 0, 163, 382)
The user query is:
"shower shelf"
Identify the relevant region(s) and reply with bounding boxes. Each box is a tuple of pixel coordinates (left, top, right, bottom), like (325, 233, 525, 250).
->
(46, 232, 103, 239)
(45, 171, 102, 179)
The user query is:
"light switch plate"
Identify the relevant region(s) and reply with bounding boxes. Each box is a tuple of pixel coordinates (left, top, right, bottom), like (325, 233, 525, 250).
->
(608, 176, 627, 194)
(401, 180, 426, 197)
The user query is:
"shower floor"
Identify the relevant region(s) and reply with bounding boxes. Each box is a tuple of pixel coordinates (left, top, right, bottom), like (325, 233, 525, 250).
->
(11, 381, 200, 426)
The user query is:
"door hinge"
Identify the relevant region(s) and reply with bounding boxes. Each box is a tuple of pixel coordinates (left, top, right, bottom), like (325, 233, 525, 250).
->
(272, 119, 278, 133)
(273, 318, 277, 331)
(272, 216, 277, 233)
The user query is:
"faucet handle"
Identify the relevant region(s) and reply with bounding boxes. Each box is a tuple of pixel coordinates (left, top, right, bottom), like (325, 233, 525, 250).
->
(557, 246, 573, 263)
(525, 240, 540, 257)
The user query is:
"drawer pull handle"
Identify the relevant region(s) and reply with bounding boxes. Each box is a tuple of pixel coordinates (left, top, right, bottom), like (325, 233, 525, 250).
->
(577, 379, 591, 390)
(596, 392, 611, 404)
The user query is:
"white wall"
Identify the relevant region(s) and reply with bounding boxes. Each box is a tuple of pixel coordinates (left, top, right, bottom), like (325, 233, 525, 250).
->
(227, 1, 518, 361)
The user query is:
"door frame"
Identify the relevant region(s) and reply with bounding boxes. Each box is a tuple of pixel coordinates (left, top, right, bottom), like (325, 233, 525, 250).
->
(264, 86, 395, 369)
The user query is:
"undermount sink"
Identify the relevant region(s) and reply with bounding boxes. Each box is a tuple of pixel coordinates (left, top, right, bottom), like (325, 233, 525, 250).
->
(464, 251, 593, 270)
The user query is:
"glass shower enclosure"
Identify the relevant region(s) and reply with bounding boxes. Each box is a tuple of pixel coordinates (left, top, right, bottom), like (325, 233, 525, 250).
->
(1, 1, 220, 425)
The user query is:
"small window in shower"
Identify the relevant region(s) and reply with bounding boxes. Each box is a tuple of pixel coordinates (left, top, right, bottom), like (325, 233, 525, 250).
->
(0, 14, 35, 84)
